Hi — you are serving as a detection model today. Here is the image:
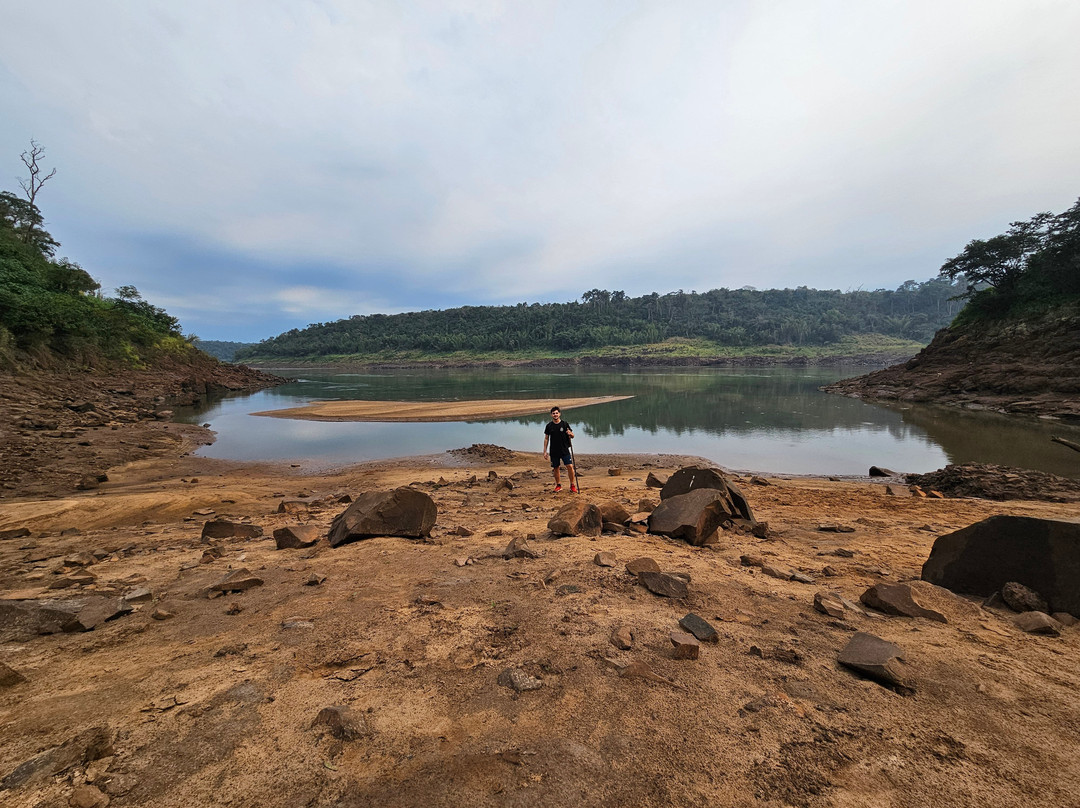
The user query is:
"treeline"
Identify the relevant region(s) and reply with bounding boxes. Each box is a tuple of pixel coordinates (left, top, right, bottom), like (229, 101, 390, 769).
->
(941, 196, 1080, 321)
(236, 278, 967, 360)
(0, 185, 185, 368)
(193, 339, 255, 362)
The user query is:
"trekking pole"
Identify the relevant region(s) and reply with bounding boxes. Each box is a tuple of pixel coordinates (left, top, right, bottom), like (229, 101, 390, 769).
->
(569, 440, 582, 493)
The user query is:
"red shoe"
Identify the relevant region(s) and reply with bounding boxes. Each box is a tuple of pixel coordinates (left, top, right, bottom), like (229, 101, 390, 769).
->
(553, 485, 562, 492)
(570, 485, 578, 493)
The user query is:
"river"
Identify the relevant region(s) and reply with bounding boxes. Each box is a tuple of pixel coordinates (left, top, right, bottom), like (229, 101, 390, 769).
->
(175, 366, 1080, 478)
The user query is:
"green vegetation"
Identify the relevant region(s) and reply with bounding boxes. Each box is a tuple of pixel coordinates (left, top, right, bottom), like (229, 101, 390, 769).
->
(193, 339, 256, 362)
(940, 196, 1080, 322)
(236, 280, 964, 363)
(0, 152, 189, 370)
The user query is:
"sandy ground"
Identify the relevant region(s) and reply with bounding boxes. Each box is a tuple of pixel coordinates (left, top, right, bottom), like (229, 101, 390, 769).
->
(2, 406, 1080, 806)
(251, 396, 633, 422)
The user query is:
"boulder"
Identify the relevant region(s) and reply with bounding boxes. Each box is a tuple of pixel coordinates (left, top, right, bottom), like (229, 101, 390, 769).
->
(0, 527, 31, 541)
(921, 515, 1080, 615)
(645, 472, 667, 489)
(837, 632, 913, 691)
(207, 568, 264, 595)
(0, 725, 114, 791)
(659, 465, 755, 522)
(594, 551, 617, 567)
(328, 488, 437, 547)
(647, 488, 731, 546)
(273, 525, 321, 550)
(547, 501, 602, 537)
(0, 597, 131, 641)
(860, 583, 947, 623)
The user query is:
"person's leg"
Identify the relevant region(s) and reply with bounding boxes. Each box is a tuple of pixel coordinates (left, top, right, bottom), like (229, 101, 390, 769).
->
(552, 458, 562, 489)
(567, 462, 577, 491)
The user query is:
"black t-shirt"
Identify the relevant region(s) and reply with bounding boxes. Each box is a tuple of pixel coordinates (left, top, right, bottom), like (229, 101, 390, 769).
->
(545, 420, 573, 455)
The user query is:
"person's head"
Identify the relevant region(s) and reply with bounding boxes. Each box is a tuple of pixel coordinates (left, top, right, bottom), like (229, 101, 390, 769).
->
(550, 406, 561, 421)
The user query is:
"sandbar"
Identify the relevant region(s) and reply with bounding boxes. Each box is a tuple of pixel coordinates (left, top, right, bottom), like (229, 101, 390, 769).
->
(250, 395, 633, 422)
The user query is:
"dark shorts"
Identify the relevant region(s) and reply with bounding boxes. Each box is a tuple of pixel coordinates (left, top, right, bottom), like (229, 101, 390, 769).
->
(550, 452, 573, 469)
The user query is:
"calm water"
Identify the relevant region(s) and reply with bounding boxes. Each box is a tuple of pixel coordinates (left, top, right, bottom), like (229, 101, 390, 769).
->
(175, 366, 1080, 478)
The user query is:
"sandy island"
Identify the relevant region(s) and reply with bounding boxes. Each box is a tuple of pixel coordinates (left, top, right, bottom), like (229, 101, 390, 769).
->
(251, 395, 633, 422)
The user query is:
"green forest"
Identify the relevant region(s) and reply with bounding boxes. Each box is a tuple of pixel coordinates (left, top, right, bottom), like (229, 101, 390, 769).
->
(236, 196, 1080, 363)
(235, 278, 967, 361)
(0, 143, 190, 369)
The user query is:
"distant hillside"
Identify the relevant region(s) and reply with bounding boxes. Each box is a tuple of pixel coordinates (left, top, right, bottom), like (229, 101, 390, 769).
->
(825, 197, 1080, 420)
(235, 279, 965, 362)
(193, 339, 256, 362)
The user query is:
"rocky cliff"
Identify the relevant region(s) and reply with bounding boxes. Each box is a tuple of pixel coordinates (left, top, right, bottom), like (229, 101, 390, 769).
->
(823, 302, 1080, 421)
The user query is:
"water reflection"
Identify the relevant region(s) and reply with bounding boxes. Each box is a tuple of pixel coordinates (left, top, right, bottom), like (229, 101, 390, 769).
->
(174, 367, 1080, 478)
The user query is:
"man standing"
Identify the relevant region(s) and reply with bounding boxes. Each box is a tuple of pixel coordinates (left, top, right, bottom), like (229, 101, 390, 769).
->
(542, 406, 578, 493)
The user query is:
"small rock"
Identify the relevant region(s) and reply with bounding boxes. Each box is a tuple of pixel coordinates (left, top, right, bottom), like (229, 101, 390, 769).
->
(838, 631, 913, 691)
(594, 551, 617, 567)
(498, 668, 543, 692)
(453, 525, 474, 537)
(273, 525, 321, 550)
(625, 557, 660, 575)
(761, 564, 794, 581)
(1013, 611, 1062, 636)
(123, 587, 153, 604)
(150, 608, 175, 621)
(678, 613, 718, 643)
(201, 520, 263, 541)
(304, 573, 327, 586)
(885, 484, 913, 497)
(607, 468, 622, 476)
(791, 572, 815, 584)
(225, 602, 243, 615)
(645, 472, 667, 488)
(0, 661, 27, 687)
(208, 568, 263, 595)
(69, 784, 110, 808)
(282, 616, 314, 629)
(312, 705, 370, 740)
(1001, 582, 1049, 614)
(860, 583, 947, 623)
(1052, 612, 1078, 627)
(610, 625, 633, 650)
(813, 591, 846, 618)
(670, 630, 700, 659)
(638, 570, 689, 599)
(869, 466, 898, 477)
(502, 537, 540, 559)
(818, 523, 855, 533)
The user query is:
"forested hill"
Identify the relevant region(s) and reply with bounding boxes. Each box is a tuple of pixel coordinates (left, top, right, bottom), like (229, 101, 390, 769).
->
(236, 278, 965, 361)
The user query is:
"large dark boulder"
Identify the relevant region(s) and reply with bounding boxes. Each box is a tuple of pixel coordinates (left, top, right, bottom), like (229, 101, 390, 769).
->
(921, 515, 1080, 615)
(648, 488, 732, 546)
(658, 465, 755, 522)
(328, 488, 437, 547)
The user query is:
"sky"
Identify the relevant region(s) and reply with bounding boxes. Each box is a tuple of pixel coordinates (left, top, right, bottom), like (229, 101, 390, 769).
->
(2, 1, 1079, 343)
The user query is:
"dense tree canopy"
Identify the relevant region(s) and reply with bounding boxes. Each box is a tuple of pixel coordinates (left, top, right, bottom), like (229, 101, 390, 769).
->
(940, 197, 1080, 319)
(0, 183, 184, 367)
(236, 279, 967, 360)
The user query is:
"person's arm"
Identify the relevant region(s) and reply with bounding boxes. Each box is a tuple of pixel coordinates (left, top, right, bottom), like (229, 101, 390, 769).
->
(542, 431, 550, 457)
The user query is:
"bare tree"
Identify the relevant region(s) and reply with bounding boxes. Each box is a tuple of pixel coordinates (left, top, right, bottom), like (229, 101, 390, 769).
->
(18, 139, 57, 206)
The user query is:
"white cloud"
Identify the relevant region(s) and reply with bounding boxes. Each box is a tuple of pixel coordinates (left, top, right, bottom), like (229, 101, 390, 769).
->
(2, 1, 1079, 338)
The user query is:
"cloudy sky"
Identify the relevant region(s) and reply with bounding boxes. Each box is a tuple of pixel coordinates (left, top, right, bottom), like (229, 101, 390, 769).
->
(2, 1, 1079, 342)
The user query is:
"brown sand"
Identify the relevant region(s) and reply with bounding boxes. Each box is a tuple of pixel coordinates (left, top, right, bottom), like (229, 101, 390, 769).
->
(251, 396, 633, 422)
